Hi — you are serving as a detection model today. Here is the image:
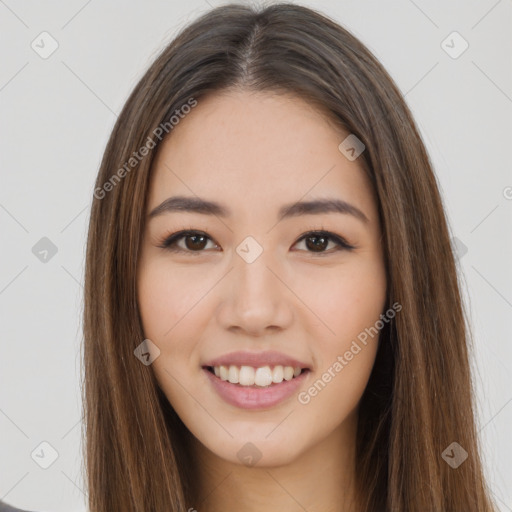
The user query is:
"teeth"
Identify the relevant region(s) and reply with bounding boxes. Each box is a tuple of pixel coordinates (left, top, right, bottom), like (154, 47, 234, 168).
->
(228, 365, 239, 384)
(272, 365, 284, 383)
(283, 366, 294, 381)
(239, 366, 255, 385)
(219, 365, 229, 381)
(211, 364, 304, 387)
(254, 366, 273, 387)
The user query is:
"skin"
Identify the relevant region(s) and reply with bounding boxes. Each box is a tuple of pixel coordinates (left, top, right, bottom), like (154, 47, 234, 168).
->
(137, 89, 387, 512)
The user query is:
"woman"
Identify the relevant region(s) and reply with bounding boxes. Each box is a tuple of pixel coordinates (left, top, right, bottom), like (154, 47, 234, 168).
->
(83, 3, 498, 511)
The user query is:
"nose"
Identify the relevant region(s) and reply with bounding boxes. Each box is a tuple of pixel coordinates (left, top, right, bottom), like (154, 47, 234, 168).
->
(216, 244, 294, 337)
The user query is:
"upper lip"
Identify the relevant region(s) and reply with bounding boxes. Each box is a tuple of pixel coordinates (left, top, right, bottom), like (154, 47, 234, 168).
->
(203, 350, 311, 369)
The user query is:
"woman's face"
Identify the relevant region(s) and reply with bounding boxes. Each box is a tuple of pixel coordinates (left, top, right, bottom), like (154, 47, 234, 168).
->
(137, 89, 387, 467)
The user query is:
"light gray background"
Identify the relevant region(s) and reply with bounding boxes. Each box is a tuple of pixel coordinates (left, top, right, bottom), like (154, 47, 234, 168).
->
(1, 0, 511, 510)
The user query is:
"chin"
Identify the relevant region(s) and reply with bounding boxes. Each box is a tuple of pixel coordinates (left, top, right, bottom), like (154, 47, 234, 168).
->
(195, 427, 312, 468)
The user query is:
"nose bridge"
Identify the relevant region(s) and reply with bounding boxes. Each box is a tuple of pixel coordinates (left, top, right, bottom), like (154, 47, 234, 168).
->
(217, 234, 293, 334)
(234, 235, 281, 301)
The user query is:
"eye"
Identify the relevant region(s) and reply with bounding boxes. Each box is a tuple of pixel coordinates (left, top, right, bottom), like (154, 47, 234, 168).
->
(157, 230, 219, 254)
(157, 229, 355, 255)
(293, 231, 355, 254)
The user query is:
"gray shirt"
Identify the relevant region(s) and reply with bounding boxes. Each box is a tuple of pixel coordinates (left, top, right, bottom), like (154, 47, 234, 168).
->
(0, 502, 32, 512)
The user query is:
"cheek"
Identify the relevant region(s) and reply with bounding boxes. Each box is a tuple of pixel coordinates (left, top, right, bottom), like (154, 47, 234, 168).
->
(296, 260, 386, 421)
(137, 260, 218, 394)
(137, 265, 198, 403)
(137, 259, 213, 338)
(137, 266, 194, 413)
(295, 257, 387, 346)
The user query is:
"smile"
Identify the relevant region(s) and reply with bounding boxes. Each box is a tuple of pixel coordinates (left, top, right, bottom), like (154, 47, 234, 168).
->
(207, 364, 304, 387)
(201, 350, 311, 409)
(202, 365, 311, 410)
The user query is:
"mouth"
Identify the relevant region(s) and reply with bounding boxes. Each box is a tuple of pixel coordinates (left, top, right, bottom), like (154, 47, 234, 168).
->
(202, 364, 310, 409)
(203, 364, 310, 387)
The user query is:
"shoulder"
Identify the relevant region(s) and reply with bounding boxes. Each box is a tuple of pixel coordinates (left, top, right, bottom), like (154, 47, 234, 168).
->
(0, 502, 33, 512)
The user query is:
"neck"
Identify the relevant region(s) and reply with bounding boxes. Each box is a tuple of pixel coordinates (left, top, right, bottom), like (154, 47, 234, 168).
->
(188, 410, 360, 512)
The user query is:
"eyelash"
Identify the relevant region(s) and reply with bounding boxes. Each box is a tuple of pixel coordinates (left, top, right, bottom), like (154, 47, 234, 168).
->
(156, 227, 356, 256)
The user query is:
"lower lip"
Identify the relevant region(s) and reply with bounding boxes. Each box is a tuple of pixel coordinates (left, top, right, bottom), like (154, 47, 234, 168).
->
(203, 368, 310, 410)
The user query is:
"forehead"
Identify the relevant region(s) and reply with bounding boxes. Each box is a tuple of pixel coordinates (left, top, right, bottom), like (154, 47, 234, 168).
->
(148, 89, 378, 225)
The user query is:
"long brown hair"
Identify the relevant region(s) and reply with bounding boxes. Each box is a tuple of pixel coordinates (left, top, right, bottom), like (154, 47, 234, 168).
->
(82, 3, 497, 510)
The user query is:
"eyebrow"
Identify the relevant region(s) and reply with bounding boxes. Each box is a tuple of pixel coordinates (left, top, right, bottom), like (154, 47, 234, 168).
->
(148, 195, 369, 224)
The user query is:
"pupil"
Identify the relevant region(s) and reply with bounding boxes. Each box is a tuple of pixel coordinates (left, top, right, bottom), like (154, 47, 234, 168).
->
(186, 234, 206, 250)
(306, 235, 327, 252)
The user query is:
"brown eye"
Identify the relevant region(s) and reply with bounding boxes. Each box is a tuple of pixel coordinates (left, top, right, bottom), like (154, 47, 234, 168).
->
(159, 229, 354, 255)
(183, 233, 208, 251)
(304, 233, 329, 252)
(293, 231, 354, 254)
(158, 230, 218, 253)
